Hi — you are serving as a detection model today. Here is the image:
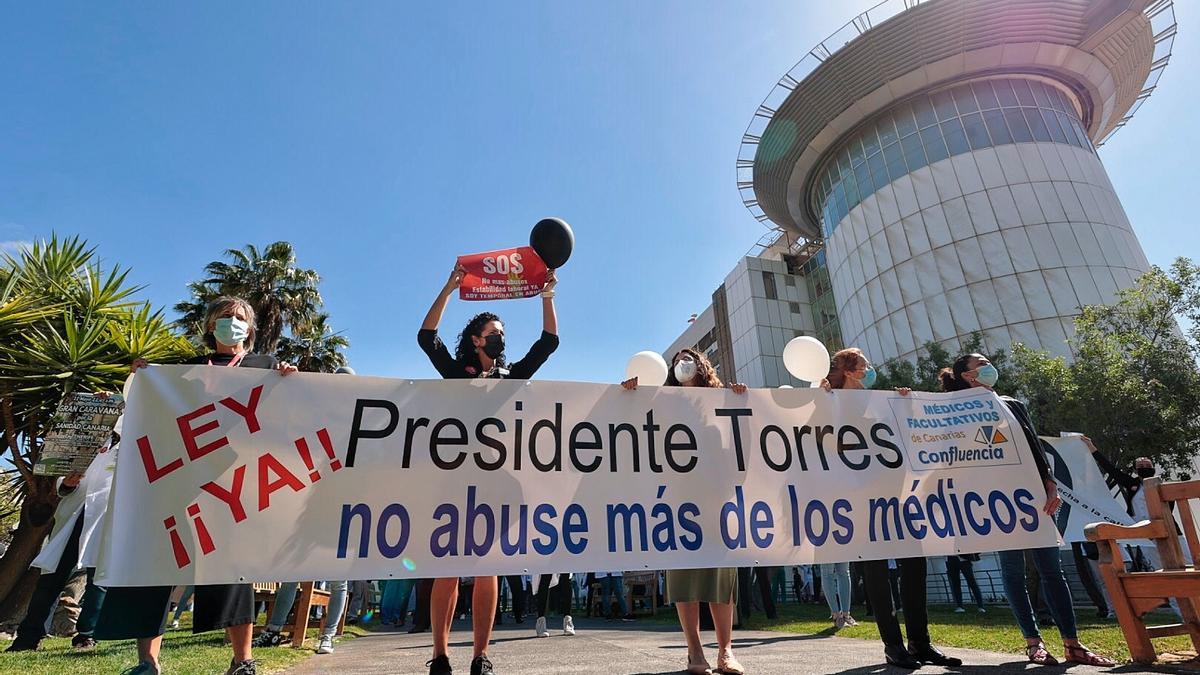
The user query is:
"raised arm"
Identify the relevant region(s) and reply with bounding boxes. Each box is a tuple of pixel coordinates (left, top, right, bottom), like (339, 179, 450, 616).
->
(541, 270, 558, 336)
(422, 263, 466, 331)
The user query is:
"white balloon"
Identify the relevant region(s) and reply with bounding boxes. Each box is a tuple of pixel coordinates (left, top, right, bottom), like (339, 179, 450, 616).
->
(782, 336, 831, 382)
(625, 351, 668, 386)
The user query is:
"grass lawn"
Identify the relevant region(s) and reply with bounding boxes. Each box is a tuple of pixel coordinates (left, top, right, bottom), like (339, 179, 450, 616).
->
(0, 613, 379, 675)
(704, 602, 1193, 665)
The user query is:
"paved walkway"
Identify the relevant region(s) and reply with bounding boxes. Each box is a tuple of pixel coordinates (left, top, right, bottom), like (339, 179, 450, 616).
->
(282, 617, 1175, 674)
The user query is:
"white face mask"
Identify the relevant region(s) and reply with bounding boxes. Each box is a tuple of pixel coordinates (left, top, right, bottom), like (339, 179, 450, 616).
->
(674, 359, 697, 384)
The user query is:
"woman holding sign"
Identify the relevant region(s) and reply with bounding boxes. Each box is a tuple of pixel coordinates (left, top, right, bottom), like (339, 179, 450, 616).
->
(823, 348, 960, 670)
(97, 296, 295, 675)
(939, 354, 1115, 667)
(418, 263, 559, 675)
(622, 349, 746, 675)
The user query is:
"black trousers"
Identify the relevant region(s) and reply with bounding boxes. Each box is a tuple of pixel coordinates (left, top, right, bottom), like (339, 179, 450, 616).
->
(945, 556, 984, 609)
(1071, 543, 1107, 614)
(503, 576, 526, 619)
(736, 567, 777, 622)
(862, 558, 929, 649)
(411, 579, 433, 630)
(535, 574, 572, 618)
(15, 515, 106, 646)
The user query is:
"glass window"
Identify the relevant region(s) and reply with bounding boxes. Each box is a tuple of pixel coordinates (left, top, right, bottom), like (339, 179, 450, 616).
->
(941, 118, 970, 155)
(912, 97, 938, 128)
(1042, 109, 1067, 144)
(867, 152, 888, 191)
(893, 104, 918, 137)
(973, 81, 999, 110)
(1066, 114, 1091, 150)
(882, 141, 904, 167)
(1013, 79, 1036, 107)
(932, 90, 958, 121)
(877, 115, 899, 147)
(837, 151, 850, 176)
(763, 271, 778, 300)
(993, 80, 1018, 107)
(902, 131, 928, 171)
(982, 109, 1012, 145)
(847, 136, 864, 167)
(1024, 108, 1051, 142)
(861, 127, 881, 158)
(1004, 108, 1033, 142)
(952, 84, 979, 114)
(1031, 81, 1051, 108)
(854, 162, 871, 194)
(919, 125, 948, 164)
(962, 112, 991, 150)
(843, 174, 859, 205)
(887, 156, 908, 182)
(1048, 88, 1066, 113)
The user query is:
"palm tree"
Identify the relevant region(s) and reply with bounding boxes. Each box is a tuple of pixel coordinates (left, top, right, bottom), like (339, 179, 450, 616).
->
(0, 235, 195, 622)
(274, 313, 350, 373)
(174, 242, 322, 354)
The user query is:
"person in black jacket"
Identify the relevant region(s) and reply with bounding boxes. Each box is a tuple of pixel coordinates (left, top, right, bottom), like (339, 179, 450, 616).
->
(418, 263, 559, 675)
(940, 353, 1114, 667)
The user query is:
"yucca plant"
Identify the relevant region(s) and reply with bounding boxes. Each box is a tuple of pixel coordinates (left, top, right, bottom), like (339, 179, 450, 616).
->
(0, 235, 195, 623)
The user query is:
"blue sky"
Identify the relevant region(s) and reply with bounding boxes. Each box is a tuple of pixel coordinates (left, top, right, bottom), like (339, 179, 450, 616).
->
(2, 1, 1196, 382)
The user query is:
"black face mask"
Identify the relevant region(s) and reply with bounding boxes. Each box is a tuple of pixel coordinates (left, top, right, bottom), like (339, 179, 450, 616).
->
(482, 333, 504, 360)
(1136, 467, 1156, 479)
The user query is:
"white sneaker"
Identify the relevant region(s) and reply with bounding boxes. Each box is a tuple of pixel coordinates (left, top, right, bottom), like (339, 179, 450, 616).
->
(316, 636, 334, 654)
(562, 615, 575, 636)
(954, 607, 966, 613)
(535, 616, 549, 637)
(169, 620, 180, 630)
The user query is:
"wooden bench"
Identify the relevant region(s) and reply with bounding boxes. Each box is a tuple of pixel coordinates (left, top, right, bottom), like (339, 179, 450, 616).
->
(256, 581, 346, 648)
(1085, 477, 1200, 663)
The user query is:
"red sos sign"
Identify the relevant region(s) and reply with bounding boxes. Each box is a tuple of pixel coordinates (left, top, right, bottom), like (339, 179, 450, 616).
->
(457, 246, 548, 301)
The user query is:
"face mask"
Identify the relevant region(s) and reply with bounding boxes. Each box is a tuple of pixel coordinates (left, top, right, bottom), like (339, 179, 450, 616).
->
(1136, 467, 1156, 479)
(975, 363, 999, 387)
(213, 317, 250, 347)
(482, 333, 504, 360)
(674, 360, 697, 384)
(860, 366, 877, 389)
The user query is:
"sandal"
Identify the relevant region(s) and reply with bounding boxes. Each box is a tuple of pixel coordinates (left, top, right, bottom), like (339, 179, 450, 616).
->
(1025, 642, 1059, 665)
(1064, 644, 1116, 667)
(716, 650, 745, 675)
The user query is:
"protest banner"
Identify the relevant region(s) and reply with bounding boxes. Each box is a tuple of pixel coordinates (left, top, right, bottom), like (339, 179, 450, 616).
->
(34, 392, 124, 476)
(97, 366, 1058, 586)
(456, 246, 548, 301)
(1040, 435, 1136, 546)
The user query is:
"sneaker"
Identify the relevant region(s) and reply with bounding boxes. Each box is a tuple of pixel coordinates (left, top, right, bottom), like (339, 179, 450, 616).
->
(954, 606, 966, 613)
(470, 655, 494, 675)
(316, 635, 334, 654)
(535, 616, 549, 637)
(620, 614, 635, 622)
(978, 606, 988, 614)
(119, 662, 161, 675)
(426, 655, 452, 675)
(72, 634, 98, 651)
(252, 629, 285, 647)
(562, 615, 575, 636)
(226, 659, 257, 675)
(169, 619, 180, 629)
(834, 612, 846, 629)
(4, 640, 40, 653)
(844, 613, 858, 627)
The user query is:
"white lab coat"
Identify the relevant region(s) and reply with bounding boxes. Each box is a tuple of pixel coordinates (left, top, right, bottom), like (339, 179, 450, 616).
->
(31, 444, 117, 572)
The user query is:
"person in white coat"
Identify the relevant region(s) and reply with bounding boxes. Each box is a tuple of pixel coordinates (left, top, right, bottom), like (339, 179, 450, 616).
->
(6, 427, 118, 652)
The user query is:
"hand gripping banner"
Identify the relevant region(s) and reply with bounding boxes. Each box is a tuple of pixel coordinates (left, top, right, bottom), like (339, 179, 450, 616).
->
(97, 366, 1057, 585)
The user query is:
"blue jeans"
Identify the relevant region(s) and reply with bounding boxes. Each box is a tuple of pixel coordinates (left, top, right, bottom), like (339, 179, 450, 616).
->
(381, 578, 416, 624)
(999, 548, 1077, 640)
(599, 576, 627, 616)
(267, 581, 350, 639)
(820, 562, 852, 614)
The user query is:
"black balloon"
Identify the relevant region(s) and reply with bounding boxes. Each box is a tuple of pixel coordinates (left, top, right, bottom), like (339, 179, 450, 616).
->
(529, 217, 574, 268)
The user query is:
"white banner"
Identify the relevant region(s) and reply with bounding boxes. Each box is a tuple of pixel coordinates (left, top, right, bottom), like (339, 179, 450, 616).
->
(1041, 435, 1137, 546)
(96, 366, 1057, 585)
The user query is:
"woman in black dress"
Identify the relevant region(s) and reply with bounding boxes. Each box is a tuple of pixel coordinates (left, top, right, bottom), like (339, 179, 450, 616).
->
(97, 296, 295, 675)
(419, 263, 559, 675)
